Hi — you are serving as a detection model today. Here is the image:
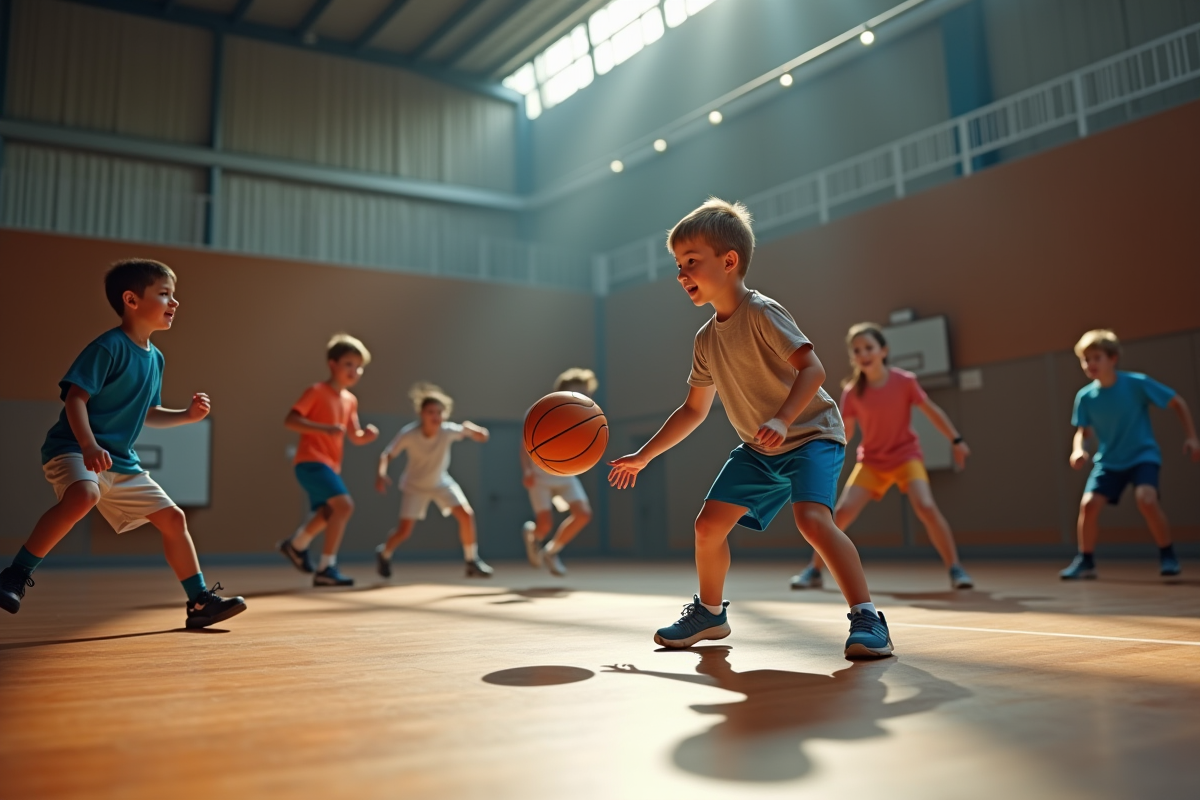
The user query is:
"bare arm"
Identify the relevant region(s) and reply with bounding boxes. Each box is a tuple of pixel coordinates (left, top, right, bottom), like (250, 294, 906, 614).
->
(145, 393, 211, 428)
(346, 409, 379, 445)
(376, 431, 404, 492)
(64, 385, 111, 473)
(285, 409, 343, 436)
(843, 417, 858, 444)
(1168, 395, 1200, 461)
(1070, 426, 1092, 470)
(461, 421, 490, 443)
(608, 384, 716, 489)
(916, 397, 970, 470)
(754, 345, 826, 449)
(520, 443, 536, 487)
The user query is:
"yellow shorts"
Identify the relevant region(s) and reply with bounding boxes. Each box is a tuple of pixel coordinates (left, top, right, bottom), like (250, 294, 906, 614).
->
(846, 459, 929, 500)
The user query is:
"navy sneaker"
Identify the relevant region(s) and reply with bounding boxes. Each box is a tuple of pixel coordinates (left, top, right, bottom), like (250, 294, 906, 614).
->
(465, 558, 494, 578)
(375, 546, 392, 579)
(278, 539, 314, 574)
(654, 595, 731, 648)
(1059, 555, 1097, 580)
(949, 564, 975, 589)
(844, 607, 893, 659)
(313, 566, 354, 587)
(185, 583, 247, 629)
(790, 565, 823, 590)
(1160, 552, 1182, 577)
(522, 522, 543, 568)
(0, 566, 34, 614)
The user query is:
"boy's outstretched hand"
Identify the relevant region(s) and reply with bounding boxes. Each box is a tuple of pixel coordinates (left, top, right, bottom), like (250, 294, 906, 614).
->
(186, 392, 211, 421)
(1185, 436, 1200, 462)
(608, 452, 650, 489)
(358, 423, 380, 444)
(952, 440, 970, 470)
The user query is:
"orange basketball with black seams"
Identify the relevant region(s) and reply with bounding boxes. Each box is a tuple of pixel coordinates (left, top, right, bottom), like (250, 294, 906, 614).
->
(523, 391, 609, 476)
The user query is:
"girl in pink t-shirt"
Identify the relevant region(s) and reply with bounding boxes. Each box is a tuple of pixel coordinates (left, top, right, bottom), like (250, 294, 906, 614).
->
(791, 323, 975, 590)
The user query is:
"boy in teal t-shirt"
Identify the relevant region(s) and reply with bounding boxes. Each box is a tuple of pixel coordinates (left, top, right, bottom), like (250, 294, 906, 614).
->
(1061, 330, 1199, 580)
(0, 259, 247, 629)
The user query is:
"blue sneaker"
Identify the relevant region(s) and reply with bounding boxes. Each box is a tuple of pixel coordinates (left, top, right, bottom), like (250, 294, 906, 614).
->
(789, 566, 823, 590)
(1059, 555, 1096, 580)
(949, 564, 974, 589)
(654, 595, 731, 648)
(1160, 553, 1181, 577)
(844, 608, 894, 659)
(313, 565, 354, 587)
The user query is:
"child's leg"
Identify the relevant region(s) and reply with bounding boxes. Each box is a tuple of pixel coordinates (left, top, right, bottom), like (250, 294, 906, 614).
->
(810, 485, 873, 572)
(531, 510, 554, 541)
(1077, 492, 1107, 553)
(289, 506, 329, 550)
(451, 504, 476, 548)
(146, 505, 202, 582)
(793, 502, 871, 607)
(1133, 485, 1171, 547)
(23, 480, 101, 558)
(905, 480, 961, 568)
(546, 501, 592, 552)
(319, 494, 355, 558)
(382, 518, 417, 556)
(695, 500, 747, 607)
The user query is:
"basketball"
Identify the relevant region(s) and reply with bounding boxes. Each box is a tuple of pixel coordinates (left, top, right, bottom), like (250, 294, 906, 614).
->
(523, 392, 609, 476)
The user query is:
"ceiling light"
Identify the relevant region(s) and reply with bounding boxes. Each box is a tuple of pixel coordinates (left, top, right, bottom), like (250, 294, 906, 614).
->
(779, 73, 793, 87)
(610, 160, 625, 173)
(653, 138, 668, 152)
(708, 110, 723, 125)
(860, 29, 875, 45)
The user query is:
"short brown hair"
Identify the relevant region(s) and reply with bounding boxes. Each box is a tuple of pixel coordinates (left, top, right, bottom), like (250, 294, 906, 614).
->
(1074, 329, 1120, 359)
(409, 381, 453, 416)
(104, 259, 176, 317)
(667, 197, 755, 276)
(554, 367, 598, 394)
(326, 333, 371, 365)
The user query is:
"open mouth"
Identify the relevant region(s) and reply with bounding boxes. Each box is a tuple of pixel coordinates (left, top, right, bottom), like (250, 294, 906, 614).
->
(684, 284, 699, 297)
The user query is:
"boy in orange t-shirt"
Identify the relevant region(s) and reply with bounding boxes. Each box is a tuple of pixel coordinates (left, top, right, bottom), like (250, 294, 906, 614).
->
(278, 334, 378, 586)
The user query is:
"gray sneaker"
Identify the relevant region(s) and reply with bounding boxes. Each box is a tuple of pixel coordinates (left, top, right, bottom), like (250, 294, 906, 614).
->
(949, 564, 974, 589)
(789, 565, 822, 589)
(543, 547, 567, 577)
(523, 522, 543, 568)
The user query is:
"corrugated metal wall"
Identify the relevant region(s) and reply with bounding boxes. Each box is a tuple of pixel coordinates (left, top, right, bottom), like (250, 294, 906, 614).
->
(222, 37, 517, 192)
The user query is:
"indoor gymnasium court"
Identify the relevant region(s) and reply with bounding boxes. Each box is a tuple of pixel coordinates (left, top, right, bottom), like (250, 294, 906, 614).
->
(1, 1, 1198, 799)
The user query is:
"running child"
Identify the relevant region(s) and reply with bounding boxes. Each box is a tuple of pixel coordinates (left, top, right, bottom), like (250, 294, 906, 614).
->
(374, 383, 493, 578)
(0, 259, 246, 628)
(608, 198, 894, 659)
(277, 334, 379, 587)
(790, 323, 974, 591)
(521, 368, 597, 577)
(1060, 329, 1198, 579)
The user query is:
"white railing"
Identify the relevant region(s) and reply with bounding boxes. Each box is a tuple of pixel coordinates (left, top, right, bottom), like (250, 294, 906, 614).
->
(598, 22, 1200, 292)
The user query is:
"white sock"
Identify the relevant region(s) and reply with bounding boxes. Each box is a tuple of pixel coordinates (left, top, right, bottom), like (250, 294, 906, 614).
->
(850, 602, 877, 617)
(543, 539, 561, 555)
(318, 554, 336, 571)
(702, 601, 725, 616)
(463, 543, 478, 561)
(291, 529, 316, 550)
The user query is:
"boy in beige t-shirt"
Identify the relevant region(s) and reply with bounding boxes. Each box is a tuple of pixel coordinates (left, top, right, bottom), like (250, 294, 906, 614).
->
(608, 198, 893, 660)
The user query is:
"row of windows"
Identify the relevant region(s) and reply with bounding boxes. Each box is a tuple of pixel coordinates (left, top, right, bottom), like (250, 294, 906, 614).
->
(503, 0, 720, 119)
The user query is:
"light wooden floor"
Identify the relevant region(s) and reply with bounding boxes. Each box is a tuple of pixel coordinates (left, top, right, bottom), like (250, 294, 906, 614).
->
(1, 559, 1198, 799)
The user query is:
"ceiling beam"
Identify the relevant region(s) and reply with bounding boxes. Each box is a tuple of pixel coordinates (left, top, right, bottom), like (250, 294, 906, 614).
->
(408, 0, 491, 62)
(294, 0, 335, 38)
(440, 0, 540, 67)
(60, 0, 519, 103)
(484, 0, 595, 78)
(352, 0, 415, 51)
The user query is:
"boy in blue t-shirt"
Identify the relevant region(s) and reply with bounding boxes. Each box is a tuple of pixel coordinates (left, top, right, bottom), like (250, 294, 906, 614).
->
(0, 259, 246, 628)
(1061, 329, 1199, 580)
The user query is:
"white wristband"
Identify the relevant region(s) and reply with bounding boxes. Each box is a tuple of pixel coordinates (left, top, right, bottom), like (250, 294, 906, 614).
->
(762, 418, 788, 439)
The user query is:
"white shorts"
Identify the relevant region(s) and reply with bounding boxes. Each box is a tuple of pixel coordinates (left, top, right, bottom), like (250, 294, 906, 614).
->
(43, 453, 175, 534)
(400, 480, 469, 521)
(527, 474, 588, 514)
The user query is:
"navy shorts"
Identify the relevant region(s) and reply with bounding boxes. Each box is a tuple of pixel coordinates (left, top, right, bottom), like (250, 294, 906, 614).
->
(706, 439, 845, 531)
(1084, 461, 1159, 505)
(295, 462, 349, 511)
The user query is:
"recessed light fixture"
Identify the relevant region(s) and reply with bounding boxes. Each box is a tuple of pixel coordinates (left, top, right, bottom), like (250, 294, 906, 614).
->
(860, 29, 875, 45)
(610, 159, 625, 173)
(653, 138, 668, 152)
(779, 73, 793, 87)
(708, 110, 723, 125)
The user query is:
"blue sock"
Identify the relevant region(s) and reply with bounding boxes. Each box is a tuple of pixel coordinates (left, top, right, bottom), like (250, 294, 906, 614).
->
(182, 573, 207, 603)
(12, 546, 43, 575)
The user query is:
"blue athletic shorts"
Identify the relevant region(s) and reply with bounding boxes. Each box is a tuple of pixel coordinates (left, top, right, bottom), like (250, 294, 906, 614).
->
(294, 462, 349, 510)
(706, 438, 845, 531)
(1084, 461, 1159, 505)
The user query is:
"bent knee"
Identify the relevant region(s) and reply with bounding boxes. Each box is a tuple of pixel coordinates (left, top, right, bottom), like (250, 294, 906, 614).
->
(327, 495, 355, 515)
(794, 505, 833, 534)
(572, 505, 593, 524)
(1134, 485, 1160, 507)
(154, 505, 188, 532)
(910, 498, 938, 518)
(63, 480, 101, 510)
(694, 517, 729, 546)
(1080, 494, 1107, 513)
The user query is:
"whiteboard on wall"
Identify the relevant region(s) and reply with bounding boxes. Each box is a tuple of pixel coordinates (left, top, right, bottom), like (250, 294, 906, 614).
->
(883, 316, 951, 378)
(133, 420, 211, 507)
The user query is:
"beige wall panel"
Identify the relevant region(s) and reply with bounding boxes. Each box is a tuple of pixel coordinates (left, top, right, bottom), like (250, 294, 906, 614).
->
(7, 0, 212, 144)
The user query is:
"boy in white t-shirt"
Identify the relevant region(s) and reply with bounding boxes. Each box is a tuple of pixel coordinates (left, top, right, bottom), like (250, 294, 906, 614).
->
(520, 368, 597, 577)
(374, 383, 493, 578)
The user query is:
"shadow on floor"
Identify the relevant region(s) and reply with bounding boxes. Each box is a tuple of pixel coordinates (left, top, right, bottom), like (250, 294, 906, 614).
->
(482, 665, 595, 686)
(0, 627, 228, 651)
(880, 589, 1055, 614)
(603, 647, 969, 782)
(436, 587, 574, 604)
(132, 583, 391, 609)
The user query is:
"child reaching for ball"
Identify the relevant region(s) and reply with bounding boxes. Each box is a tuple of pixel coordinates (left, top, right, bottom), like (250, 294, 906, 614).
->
(374, 383, 493, 578)
(520, 368, 598, 577)
(789, 323, 974, 592)
(608, 198, 893, 659)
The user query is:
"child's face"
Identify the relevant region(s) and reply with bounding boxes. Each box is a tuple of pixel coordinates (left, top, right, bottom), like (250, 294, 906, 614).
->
(560, 380, 592, 398)
(850, 334, 887, 372)
(421, 401, 446, 428)
(329, 354, 365, 387)
(1080, 347, 1116, 380)
(125, 276, 178, 331)
(673, 238, 739, 307)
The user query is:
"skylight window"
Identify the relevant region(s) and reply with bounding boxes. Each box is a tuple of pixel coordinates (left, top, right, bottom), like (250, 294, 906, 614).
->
(504, 0, 721, 119)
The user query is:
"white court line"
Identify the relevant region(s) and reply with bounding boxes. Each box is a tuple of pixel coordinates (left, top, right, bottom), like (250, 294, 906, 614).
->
(793, 616, 1200, 647)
